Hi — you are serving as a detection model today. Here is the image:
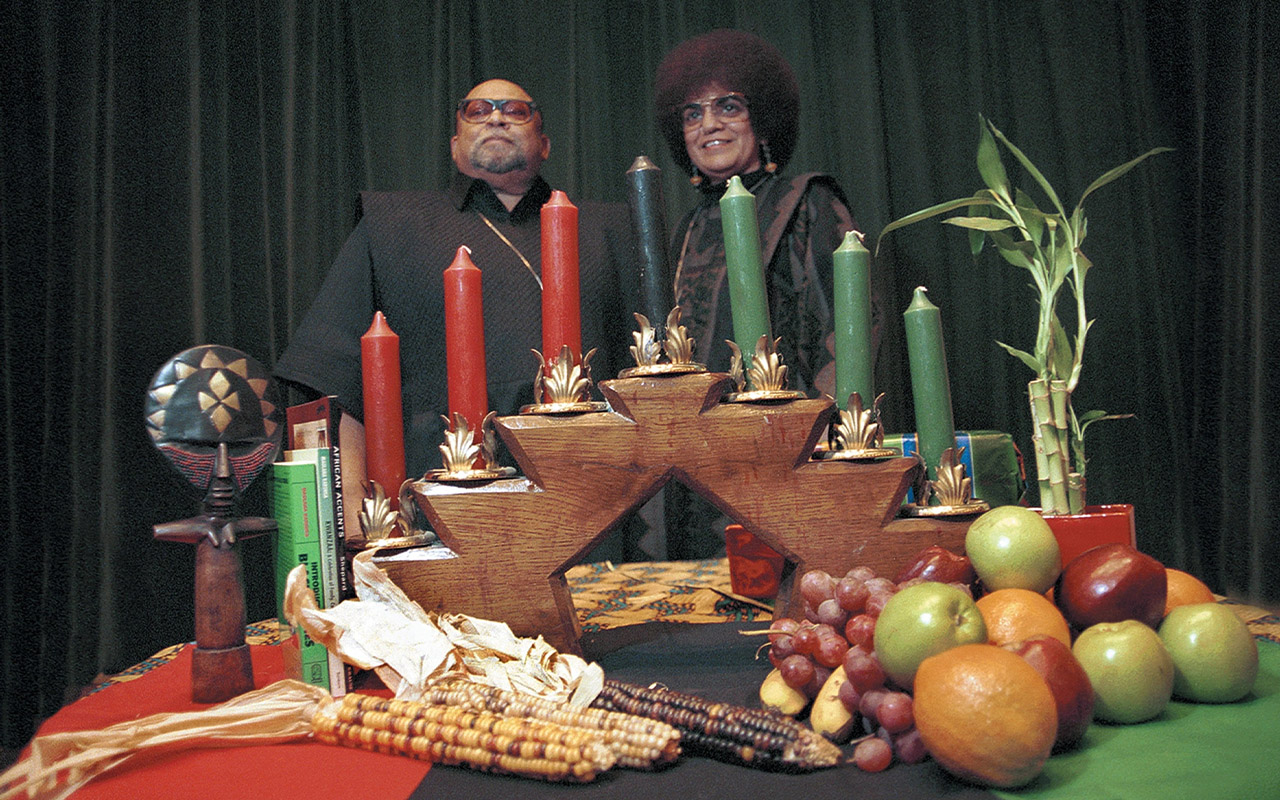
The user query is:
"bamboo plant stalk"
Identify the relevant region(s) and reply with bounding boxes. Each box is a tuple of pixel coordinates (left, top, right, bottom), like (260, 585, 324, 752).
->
(877, 117, 1168, 515)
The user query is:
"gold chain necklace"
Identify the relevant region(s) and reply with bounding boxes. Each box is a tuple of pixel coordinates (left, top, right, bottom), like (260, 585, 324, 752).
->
(477, 212, 542, 291)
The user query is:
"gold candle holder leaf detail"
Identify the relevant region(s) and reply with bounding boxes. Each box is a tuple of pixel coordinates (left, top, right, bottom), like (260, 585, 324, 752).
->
(439, 411, 482, 473)
(359, 479, 400, 540)
(663, 306, 696, 365)
(932, 446, 973, 506)
(522, 347, 607, 414)
(723, 336, 806, 403)
(619, 306, 707, 377)
(397, 479, 425, 532)
(726, 340, 746, 392)
(901, 446, 990, 517)
(815, 392, 897, 460)
(480, 410, 500, 466)
(421, 411, 516, 483)
(629, 314, 662, 367)
(748, 335, 788, 392)
(539, 345, 597, 404)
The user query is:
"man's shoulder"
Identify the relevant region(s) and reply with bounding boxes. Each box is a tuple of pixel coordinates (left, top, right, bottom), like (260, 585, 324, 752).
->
(356, 189, 455, 222)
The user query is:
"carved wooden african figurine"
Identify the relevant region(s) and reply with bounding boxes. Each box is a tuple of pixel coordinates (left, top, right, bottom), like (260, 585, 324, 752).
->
(145, 345, 282, 702)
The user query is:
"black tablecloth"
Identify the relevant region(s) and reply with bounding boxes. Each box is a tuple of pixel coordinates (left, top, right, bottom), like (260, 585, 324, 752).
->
(410, 621, 996, 800)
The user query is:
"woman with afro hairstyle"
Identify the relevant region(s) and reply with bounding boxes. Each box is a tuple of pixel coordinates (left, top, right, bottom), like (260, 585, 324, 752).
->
(653, 29, 876, 558)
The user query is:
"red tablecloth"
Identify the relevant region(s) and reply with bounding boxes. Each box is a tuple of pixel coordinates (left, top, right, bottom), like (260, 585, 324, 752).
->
(23, 645, 430, 800)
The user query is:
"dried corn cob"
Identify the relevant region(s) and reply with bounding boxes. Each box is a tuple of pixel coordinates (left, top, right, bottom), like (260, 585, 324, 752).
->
(423, 679, 682, 769)
(314, 694, 615, 782)
(590, 679, 841, 770)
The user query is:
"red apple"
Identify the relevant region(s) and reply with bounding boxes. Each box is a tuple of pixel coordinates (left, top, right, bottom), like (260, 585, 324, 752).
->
(1004, 634, 1095, 751)
(1054, 543, 1166, 630)
(895, 545, 977, 587)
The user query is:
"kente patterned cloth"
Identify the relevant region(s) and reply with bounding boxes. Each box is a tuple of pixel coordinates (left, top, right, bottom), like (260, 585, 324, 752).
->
(89, 559, 1279, 692)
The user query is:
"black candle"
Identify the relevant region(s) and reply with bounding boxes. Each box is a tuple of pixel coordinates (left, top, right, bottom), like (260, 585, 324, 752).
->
(625, 155, 673, 334)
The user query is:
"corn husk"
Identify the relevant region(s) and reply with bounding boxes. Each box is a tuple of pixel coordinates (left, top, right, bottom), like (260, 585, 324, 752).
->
(0, 680, 329, 800)
(284, 548, 603, 707)
(2, 553, 604, 799)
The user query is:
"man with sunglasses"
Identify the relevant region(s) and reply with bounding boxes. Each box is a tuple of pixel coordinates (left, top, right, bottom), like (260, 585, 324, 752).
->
(274, 80, 635, 558)
(450, 81, 550, 206)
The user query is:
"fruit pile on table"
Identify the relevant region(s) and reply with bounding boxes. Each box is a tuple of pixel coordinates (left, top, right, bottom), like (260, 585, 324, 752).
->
(757, 505, 1260, 789)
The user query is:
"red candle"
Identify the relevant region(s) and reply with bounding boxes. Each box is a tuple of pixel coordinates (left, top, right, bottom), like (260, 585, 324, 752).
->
(361, 311, 406, 508)
(540, 190, 581, 371)
(444, 245, 488, 444)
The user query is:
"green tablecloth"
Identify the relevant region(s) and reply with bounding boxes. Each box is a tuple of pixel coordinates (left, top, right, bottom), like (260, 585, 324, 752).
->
(996, 638, 1280, 799)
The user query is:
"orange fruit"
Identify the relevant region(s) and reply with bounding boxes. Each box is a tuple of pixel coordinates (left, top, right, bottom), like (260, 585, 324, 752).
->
(1164, 568, 1214, 616)
(976, 588, 1072, 648)
(914, 643, 1058, 788)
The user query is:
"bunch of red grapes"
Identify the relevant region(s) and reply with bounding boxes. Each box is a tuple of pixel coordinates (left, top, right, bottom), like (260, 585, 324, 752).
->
(767, 565, 970, 772)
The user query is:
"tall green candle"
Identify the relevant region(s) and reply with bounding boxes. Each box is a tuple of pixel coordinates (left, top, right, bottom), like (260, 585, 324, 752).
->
(719, 175, 772, 381)
(903, 286, 956, 490)
(833, 230, 873, 409)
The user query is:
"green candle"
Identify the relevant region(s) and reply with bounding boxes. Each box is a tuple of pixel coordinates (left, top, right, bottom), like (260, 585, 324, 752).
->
(719, 175, 772, 382)
(903, 286, 956, 489)
(833, 230, 873, 409)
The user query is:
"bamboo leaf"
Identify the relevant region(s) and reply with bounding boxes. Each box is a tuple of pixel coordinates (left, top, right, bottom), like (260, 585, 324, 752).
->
(989, 230, 1039, 273)
(987, 120, 1069, 219)
(1048, 314, 1073, 381)
(875, 195, 993, 255)
(1052, 238, 1075, 289)
(1078, 410, 1136, 436)
(1015, 188, 1045, 245)
(968, 205, 987, 255)
(1076, 147, 1174, 210)
(996, 340, 1043, 375)
(976, 118, 1011, 201)
(1067, 318, 1096, 389)
(1074, 247, 1092, 283)
(943, 216, 1019, 232)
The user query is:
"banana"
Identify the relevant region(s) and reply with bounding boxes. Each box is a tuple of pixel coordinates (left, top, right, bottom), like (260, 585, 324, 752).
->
(809, 665, 857, 742)
(758, 667, 810, 717)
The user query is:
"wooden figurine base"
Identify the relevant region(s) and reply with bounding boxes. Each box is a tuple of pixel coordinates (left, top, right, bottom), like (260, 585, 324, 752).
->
(388, 372, 976, 655)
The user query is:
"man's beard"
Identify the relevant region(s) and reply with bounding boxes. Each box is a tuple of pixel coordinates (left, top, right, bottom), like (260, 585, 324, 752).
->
(468, 137, 527, 175)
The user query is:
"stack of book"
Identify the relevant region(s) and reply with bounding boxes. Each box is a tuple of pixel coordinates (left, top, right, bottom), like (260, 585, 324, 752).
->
(271, 396, 357, 696)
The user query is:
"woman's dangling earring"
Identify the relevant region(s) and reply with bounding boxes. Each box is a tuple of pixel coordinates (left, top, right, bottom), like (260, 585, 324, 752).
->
(689, 169, 703, 186)
(762, 142, 777, 173)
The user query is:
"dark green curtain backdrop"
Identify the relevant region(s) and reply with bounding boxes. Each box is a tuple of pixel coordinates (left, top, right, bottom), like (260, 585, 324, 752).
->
(2, 0, 1275, 751)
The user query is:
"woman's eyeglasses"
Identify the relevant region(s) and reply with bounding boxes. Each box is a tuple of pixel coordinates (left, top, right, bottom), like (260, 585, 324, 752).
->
(679, 94, 749, 130)
(457, 98, 539, 125)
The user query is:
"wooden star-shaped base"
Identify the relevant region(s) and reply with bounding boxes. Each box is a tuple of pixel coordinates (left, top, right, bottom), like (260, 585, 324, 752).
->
(384, 372, 976, 654)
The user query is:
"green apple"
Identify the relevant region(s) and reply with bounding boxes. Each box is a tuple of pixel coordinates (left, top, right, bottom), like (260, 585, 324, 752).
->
(965, 505, 1061, 593)
(1158, 603, 1258, 703)
(874, 581, 987, 688)
(1072, 620, 1174, 723)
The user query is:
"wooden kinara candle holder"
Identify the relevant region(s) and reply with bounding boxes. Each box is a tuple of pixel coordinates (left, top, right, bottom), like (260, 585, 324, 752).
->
(385, 371, 975, 655)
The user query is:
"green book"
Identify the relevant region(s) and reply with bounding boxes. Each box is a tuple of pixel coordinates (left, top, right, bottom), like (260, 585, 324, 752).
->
(271, 460, 331, 691)
(284, 447, 349, 695)
(285, 448, 339, 609)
